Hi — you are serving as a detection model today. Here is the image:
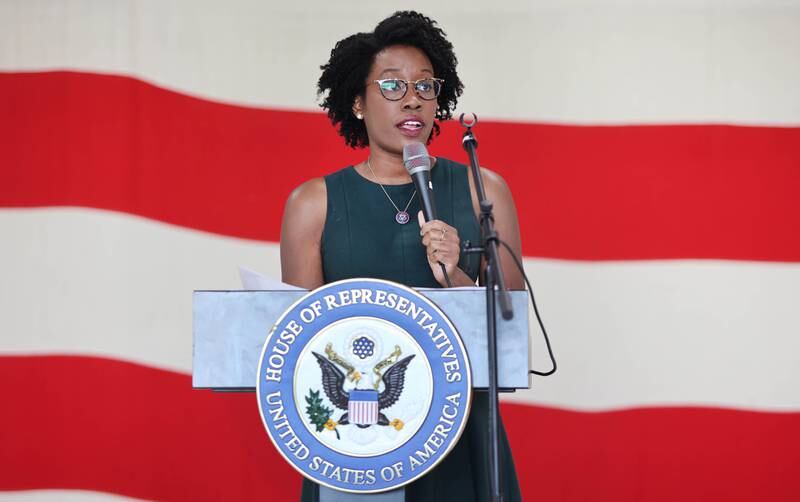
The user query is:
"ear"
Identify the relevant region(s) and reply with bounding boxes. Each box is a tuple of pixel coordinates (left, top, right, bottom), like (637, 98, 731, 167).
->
(352, 97, 364, 120)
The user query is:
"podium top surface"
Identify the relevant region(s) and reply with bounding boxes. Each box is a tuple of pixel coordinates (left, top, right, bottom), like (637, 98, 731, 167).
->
(192, 288, 530, 390)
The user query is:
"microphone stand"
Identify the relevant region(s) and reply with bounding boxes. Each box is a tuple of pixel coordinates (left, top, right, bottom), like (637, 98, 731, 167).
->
(460, 113, 513, 502)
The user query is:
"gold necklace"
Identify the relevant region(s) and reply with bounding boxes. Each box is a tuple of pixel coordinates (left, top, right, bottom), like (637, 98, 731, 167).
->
(366, 158, 417, 225)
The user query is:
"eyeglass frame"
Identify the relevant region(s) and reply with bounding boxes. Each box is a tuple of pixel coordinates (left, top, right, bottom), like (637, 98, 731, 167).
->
(372, 78, 445, 101)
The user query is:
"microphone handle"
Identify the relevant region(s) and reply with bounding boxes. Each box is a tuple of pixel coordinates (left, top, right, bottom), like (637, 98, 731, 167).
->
(411, 171, 452, 288)
(413, 171, 437, 221)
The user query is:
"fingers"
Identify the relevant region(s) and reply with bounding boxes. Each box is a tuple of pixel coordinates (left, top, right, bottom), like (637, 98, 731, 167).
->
(423, 228, 460, 265)
(421, 230, 457, 248)
(418, 213, 458, 247)
(426, 240, 459, 265)
(417, 211, 461, 282)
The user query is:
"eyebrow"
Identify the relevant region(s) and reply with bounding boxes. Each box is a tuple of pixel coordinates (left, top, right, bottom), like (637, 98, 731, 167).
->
(378, 68, 434, 77)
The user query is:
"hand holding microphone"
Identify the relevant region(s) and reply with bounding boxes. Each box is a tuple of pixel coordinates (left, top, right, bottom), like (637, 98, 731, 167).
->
(417, 211, 461, 287)
(403, 142, 460, 288)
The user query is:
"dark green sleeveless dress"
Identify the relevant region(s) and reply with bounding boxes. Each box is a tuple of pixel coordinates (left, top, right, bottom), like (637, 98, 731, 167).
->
(300, 158, 522, 502)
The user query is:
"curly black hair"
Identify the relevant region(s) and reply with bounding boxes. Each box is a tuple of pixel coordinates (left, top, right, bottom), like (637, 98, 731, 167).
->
(318, 11, 464, 148)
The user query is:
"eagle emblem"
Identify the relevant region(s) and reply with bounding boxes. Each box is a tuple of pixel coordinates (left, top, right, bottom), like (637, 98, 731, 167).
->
(305, 342, 415, 438)
(257, 278, 472, 493)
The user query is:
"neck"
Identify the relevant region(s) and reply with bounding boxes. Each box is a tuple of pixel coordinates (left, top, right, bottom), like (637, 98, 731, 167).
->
(364, 148, 412, 185)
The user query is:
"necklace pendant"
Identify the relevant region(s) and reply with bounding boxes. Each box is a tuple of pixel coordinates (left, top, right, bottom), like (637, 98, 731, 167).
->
(395, 211, 411, 225)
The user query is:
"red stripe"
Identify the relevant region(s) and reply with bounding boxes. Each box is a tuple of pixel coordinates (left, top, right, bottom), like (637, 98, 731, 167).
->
(503, 404, 800, 502)
(0, 355, 298, 501)
(1, 356, 798, 501)
(1, 71, 799, 261)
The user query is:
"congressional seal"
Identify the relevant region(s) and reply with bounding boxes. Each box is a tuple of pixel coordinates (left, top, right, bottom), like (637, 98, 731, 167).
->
(256, 278, 472, 493)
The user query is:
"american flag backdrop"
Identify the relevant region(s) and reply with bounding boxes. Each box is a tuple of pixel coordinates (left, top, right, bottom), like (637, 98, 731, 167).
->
(1, 1, 799, 501)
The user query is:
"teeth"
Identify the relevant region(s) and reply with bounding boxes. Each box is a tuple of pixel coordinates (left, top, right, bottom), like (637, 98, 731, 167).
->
(400, 121, 422, 129)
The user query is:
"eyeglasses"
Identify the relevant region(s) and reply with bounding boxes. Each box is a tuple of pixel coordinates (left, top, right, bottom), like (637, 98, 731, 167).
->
(373, 78, 444, 101)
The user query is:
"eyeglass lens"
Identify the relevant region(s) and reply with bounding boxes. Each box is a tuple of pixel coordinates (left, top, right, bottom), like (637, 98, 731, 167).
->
(378, 79, 441, 100)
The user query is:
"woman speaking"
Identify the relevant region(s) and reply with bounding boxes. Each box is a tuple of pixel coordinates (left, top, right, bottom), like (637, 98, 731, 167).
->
(280, 11, 524, 501)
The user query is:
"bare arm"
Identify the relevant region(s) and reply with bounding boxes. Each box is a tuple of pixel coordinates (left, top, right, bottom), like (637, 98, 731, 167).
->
(468, 167, 525, 290)
(280, 178, 327, 289)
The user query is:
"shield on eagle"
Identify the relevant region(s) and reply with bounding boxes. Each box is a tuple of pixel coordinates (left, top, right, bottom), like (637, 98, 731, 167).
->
(348, 389, 379, 425)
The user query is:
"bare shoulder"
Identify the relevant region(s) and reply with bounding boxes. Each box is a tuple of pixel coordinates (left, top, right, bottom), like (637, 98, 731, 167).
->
(284, 177, 327, 216)
(479, 167, 513, 198)
(280, 177, 327, 289)
(465, 166, 516, 213)
(281, 176, 327, 246)
(465, 165, 525, 289)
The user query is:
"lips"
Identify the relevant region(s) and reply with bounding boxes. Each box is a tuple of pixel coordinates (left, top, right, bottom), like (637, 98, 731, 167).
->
(396, 118, 425, 137)
(397, 119, 423, 130)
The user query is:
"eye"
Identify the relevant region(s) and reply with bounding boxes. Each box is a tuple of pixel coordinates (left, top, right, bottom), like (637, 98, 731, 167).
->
(415, 80, 434, 92)
(379, 80, 402, 92)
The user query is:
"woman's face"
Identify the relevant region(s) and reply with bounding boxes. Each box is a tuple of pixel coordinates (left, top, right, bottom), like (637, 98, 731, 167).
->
(355, 45, 439, 156)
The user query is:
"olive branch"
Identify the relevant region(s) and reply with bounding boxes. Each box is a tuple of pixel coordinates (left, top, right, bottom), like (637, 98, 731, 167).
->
(305, 389, 340, 439)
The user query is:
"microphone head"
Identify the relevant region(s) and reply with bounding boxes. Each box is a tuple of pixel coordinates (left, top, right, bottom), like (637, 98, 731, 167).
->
(402, 142, 432, 176)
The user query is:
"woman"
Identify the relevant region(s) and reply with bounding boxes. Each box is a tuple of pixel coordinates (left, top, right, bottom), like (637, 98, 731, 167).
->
(281, 11, 525, 502)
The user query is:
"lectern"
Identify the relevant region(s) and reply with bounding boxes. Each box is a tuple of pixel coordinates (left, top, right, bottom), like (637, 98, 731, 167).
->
(193, 288, 530, 500)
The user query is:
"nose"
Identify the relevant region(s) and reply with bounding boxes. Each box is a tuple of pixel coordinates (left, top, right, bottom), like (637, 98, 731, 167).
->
(401, 89, 422, 110)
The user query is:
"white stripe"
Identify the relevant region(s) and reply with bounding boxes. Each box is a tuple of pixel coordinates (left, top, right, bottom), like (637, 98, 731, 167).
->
(504, 259, 800, 412)
(0, 1, 798, 125)
(0, 207, 281, 373)
(0, 490, 143, 501)
(1, 208, 799, 412)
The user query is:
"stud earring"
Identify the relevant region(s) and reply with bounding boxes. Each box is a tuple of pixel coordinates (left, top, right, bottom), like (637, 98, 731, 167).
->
(355, 112, 363, 120)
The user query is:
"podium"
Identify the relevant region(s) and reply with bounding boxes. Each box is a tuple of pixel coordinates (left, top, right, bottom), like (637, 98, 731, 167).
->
(193, 288, 531, 500)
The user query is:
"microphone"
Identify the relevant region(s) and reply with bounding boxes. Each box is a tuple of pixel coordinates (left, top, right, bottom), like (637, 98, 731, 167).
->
(403, 142, 451, 287)
(402, 142, 437, 222)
